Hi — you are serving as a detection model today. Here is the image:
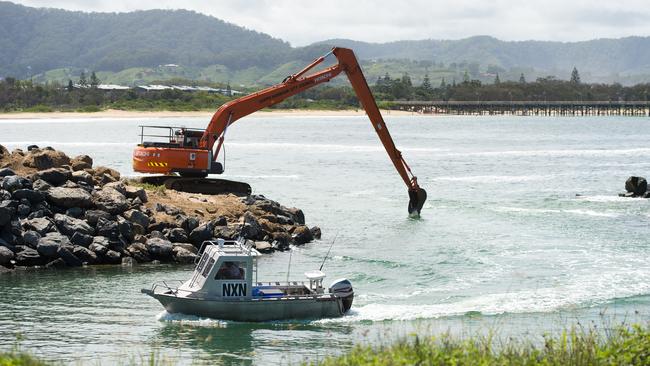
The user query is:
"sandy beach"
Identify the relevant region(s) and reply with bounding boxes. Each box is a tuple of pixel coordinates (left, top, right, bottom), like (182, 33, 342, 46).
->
(0, 108, 416, 120)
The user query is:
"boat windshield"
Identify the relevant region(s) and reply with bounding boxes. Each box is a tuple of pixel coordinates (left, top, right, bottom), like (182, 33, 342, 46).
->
(215, 261, 246, 280)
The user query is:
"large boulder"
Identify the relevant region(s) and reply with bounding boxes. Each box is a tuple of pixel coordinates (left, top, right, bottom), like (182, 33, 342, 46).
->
(189, 222, 214, 245)
(84, 210, 112, 226)
(93, 166, 120, 182)
(126, 243, 151, 263)
(0, 246, 14, 266)
(166, 227, 188, 243)
(0, 168, 15, 177)
(12, 189, 44, 204)
(22, 148, 70, 170)
(89, 237, 110, 256)
(2, 175, 29, 192)
(123, 209, 150, 229)
(625, 176, 647, 196)
(57, 246, 82, 267)
(71, 171, 94, 185)
(32, 168, 72, 186)
(103, 249, 121, 264)
(70, 155, 93, 171)
(72, 245, 98, 264)
(146, 237, 174, 260)
(0, 205, 12, 226)
(22, 231, 41, 248)
(124, 185, 148, 203)
(96, 218, 120, 241)
(93, 187, 129, 214)
(240, 212, 264, 240)
(291, 225, 314, 245)
(172, 246, 197, 264)
(213, 224, 240, 240)
(15, 247, 46, 266)
(37, 232, 71, 257)
(22, 217, 56, 236)
(46, 187, 93, 208)
(70, 232, 93, 247)
(54, 213, 94, 237)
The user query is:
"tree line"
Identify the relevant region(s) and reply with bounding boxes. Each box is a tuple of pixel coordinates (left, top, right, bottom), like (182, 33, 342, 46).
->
(2, 67, 650, 113)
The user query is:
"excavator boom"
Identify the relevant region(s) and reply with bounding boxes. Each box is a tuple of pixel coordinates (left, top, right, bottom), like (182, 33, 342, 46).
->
(133, 47, 427, 216)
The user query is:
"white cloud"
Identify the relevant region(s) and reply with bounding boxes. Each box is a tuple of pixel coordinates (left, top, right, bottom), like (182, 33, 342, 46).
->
(12, 0, 650, 46)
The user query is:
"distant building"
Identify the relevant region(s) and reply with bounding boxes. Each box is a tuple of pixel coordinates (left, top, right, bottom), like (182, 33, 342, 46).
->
(97, 84, 130, 90)
(136, 85, 173, 91)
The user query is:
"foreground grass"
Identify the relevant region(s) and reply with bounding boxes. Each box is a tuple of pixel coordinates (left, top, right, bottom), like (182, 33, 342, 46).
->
(0, 351, 48, 366)
(315, 324, 650, 365)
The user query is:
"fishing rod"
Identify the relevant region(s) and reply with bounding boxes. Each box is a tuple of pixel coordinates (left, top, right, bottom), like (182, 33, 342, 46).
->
(319, 233, 338, 271)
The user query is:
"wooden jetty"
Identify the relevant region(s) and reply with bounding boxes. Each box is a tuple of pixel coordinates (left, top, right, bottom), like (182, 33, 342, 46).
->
(391, 101, 650, 116)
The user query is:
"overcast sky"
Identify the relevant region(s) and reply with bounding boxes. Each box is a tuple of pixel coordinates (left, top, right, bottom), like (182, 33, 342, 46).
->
(13, 0, 650, 46)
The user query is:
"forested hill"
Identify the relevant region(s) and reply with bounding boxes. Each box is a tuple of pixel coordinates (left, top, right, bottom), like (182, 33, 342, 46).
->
(318, 36, 650, 79)
(2, 1, 650, 85)
(0, 1, 330, 78)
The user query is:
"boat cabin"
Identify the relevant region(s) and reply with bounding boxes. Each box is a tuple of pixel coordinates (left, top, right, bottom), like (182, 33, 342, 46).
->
(179, 238, 324, 300)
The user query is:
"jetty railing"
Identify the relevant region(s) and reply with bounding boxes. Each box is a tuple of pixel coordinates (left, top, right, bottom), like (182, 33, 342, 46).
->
(390, 100, 650, 116)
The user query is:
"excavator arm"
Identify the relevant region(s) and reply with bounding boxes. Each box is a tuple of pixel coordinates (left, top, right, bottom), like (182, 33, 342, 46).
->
(199, 47, 427, 216)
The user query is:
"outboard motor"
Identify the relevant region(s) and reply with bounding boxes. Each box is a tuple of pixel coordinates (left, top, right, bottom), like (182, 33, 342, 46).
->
(329, 278, 354, 313)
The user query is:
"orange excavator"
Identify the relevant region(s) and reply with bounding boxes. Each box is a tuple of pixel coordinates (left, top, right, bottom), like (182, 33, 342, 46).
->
(133, 47, 427, 216)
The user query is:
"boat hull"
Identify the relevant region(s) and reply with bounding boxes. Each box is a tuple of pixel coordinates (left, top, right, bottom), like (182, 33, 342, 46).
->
(150, 292, 352, 321)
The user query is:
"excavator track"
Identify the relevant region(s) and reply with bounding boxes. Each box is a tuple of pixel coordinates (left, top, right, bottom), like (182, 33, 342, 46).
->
(137, 176, 251, 196)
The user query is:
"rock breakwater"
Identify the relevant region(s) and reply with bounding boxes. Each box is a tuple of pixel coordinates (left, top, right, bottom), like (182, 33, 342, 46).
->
(0, 145, 321, 272)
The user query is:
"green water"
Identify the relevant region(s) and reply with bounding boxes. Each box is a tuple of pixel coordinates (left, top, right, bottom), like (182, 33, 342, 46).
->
(1, 115, 649, 364)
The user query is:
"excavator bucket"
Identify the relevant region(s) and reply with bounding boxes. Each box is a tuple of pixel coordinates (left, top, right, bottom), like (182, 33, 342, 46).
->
(408, 188, 427, 217)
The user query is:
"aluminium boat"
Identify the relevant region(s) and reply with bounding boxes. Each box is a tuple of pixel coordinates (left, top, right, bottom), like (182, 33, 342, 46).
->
(142, 237, 354, 321)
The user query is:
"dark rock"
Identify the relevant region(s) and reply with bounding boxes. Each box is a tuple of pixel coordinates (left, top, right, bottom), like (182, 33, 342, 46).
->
(96, 218, 120, 241)
(124, 185, 148, 203)
(0, 246, 14, 266)
(0, 264, 12, 274)
(625, 176, 647, 196)
(241, 212, 263, 240)
(172, 243, 197, 253)
(70, 232, 93, 247)
(32, 179, 51, 191)
(146, 237, 174, 260)
(291, 225, 314, 245)
(0, 206, 13, 226)
(57, 246, 82, 267)
(70, 155, 93, 171)
(166, 227, 188, 243)
(72, 245, 98, 264)
(212, 216, 227, 226)
(89, 237, 109, 256)
(0, 190, 10, 201)
(118, 219, 135, 242)
(148, 221, 171, 233)
(132, 223, 145, 236)
(33, 168, 72, 186)
(103, 182, 127, 195)
(17, 204, 30, 217)
(23, 217, 56, 236)
(102, 249, 121, 264)
(22, 231, 41, 248)
(94, 166, 120, 182)
(271, 232, 291, 250)
(286, 207, 305, 225)
(85, 210, 112, 226)
(15, 247, 46, 266)
(93, 187, 129, 214)
(96, 173, 116, 186)
(45, 258, 66, 268)
(37, 232, 71, 257)
(65, 207, 84, 218)
(309, 226, 322, 240)
(213, 224, 240, 240)
(172, 246, 197, 264)
(46, 187, 93, 208)
(54, 213, 94, 237)
(27, 145, 38, 151)
(12, 189, 44, 204)
(22, 148, 70, 170)
(189, 222, 214, 245)
(148, 230, 166, 239)
(0, 168, 15, 177)
(178, 215, 199, 233)
(123, 209, 150, 229)
(126, 243, 151, 263)
(0, 236, 14, 251)
(2, 175, 25, 192)
(71, 170, 94, 185)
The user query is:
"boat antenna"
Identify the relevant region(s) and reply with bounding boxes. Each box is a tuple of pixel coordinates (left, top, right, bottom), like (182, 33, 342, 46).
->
(286, 247, 293, 284)
(319, 233, 338, 271)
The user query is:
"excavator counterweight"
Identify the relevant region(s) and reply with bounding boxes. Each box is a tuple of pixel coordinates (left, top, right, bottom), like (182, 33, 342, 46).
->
(132, 47, 427, 216)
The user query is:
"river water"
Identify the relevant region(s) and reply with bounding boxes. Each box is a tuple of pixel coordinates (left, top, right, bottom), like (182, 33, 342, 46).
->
(0, 114, 649, 364)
